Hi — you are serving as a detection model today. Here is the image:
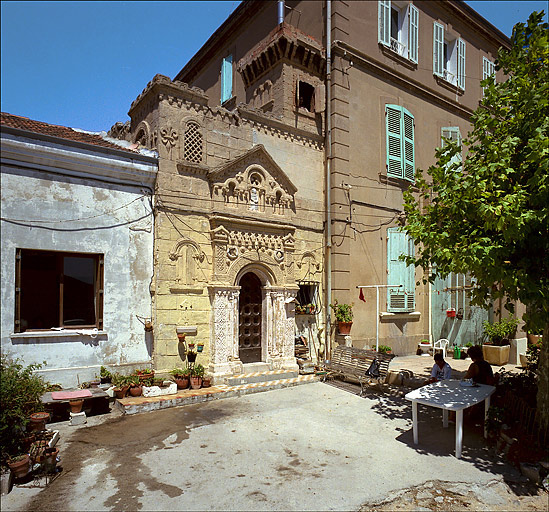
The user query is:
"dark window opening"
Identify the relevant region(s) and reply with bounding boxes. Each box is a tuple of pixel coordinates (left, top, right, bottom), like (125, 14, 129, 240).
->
(15, 249, 103, 332)
(296, 282, 320, 315)
(298, 81, 315, 112)
(443, 42, 449, 71)
(391, 8, 399, 41)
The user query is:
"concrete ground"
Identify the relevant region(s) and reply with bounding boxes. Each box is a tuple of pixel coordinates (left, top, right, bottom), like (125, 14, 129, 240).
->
(3, 379, 546, 511)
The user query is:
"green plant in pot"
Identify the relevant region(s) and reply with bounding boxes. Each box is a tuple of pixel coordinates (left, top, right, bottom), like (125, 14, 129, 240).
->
(0, 356, 48, 466)
(128, 375, 142, 397)
(330, 300, 353, 335)
(111, 373, 130, 399)
(100, 366, 112, 384)
(170, 367, 190, 390)
(378, 345, 392, 354)
(483, 317, 519, 346)
(190, 364, 205, 389)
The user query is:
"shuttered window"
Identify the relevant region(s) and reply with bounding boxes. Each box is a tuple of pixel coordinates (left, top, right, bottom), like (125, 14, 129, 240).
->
(385, 104, 415, 182)
(379, 1, 418, 63)
(482, 57, 496, 95)
(221, 54, 233, 104)
(433, 22, 465, 90)
(387, 228, 415, 312)
(441, 127, 462, 171)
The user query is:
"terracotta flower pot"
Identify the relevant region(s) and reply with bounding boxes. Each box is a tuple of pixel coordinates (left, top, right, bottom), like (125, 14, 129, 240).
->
(44, 447, 59, 473)
(28, 412, 50, 432)
(202, 377, 211, 388)
(8, 454, 30, 479)
(190, 376, 202, 389)
(114, 385, 129, 399)
(174, 377, 190, 390)
(129, 385, 142, 397)
(69, 399, 84, 413)
(337, 321, 353, 335)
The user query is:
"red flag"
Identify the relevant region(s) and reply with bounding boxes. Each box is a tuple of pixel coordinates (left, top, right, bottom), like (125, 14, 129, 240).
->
(358, 288, 366, 302)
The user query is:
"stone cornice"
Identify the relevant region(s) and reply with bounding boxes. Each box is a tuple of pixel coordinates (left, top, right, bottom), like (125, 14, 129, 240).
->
(237, 23, 326, 88)
(128, 74, 209, 118)
(209, 214, 296, 234)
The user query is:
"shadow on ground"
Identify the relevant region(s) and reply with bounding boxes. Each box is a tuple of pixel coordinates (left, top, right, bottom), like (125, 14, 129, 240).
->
(323, 379, 541, 498)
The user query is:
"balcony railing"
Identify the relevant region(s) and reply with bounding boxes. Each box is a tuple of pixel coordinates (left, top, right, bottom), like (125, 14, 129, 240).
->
(390, 38, 407, 58)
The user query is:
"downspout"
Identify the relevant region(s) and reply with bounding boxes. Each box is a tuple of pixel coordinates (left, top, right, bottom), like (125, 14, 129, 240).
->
(278, 0, 285, 25)
(325, 0, 332, 359)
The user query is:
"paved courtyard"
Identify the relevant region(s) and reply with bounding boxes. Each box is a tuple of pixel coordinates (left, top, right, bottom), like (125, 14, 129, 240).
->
(3, 380, 545, 511)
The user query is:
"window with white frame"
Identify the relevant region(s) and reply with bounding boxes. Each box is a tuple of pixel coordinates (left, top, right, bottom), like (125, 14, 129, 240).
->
(385, 104, 415, 182)
(441, 127, 462, 171)
(15, 249, 104, 333)
(433, 22, 465, 90)
(387, 228, 415, 312)
(378, 1, 419, 63)
(482, 57, 496, 95)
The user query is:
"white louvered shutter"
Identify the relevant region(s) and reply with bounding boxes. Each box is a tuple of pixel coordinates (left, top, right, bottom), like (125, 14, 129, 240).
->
(408, 4, 419, 63)
(457, 38, 466, 90)
(433, 22, 444, 77)
(378, 0, 391, 46)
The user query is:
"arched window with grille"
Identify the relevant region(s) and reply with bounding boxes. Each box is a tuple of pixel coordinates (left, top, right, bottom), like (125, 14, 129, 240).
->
(183, 121, 203, 163)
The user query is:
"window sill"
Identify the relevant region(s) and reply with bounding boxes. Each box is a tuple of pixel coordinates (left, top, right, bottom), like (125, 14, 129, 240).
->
(11, 329, 107, 339)
(379, 44, 417, 71)
(380, 311, 420, 321)
(379, 173, 416, 189)
(434, 75, 464, 95)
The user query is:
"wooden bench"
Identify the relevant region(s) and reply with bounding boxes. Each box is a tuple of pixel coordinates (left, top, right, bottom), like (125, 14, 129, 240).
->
(322, 345, 395, 396)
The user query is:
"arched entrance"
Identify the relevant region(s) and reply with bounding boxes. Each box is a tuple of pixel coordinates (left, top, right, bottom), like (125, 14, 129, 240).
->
(238, 272, 262, 363)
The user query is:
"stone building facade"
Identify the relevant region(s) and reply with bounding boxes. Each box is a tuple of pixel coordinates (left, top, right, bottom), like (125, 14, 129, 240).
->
(111, 0, 511, 378)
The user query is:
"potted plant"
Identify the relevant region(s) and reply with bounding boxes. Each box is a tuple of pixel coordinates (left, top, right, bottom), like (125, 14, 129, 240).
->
(128, 375, 142, 397)
(190, 364, 205, 389)
(202, 373, 212, 388)
(112, 373, 130, 399)
(100, 366, 112, 384)
(8, 453, 30, 479)
(187, 350, 197, 363)
(482, 317, 519, 365)
(378, 345, 392, 354)
(197, 343, 204, 353)
(330, 300, 353, 334)
(69, 399, 84, 413)
(170, 367, 190, 389)
(135, 368, 154, 385)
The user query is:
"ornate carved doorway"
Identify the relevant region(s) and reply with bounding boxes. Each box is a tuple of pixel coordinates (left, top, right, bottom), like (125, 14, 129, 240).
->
(238, 272, 262, 363)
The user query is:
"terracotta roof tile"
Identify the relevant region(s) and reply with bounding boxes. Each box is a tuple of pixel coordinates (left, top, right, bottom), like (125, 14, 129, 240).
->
(1, 112, 138, 153)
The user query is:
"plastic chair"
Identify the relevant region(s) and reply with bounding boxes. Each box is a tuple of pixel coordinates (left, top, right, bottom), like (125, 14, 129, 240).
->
(433, 338, 449, 358)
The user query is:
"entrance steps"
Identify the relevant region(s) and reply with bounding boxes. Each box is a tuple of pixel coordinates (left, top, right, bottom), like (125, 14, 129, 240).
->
(227, 369, 298, 386)
(115, 371, 317, 416)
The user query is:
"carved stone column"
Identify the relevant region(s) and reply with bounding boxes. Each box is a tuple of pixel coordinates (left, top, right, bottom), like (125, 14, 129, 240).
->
(208, 286, 242, 380)
(265, 286, 298, 370)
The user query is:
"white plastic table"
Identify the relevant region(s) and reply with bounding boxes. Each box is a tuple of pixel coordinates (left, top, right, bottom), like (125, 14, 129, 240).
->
(405, 380, 496, 458)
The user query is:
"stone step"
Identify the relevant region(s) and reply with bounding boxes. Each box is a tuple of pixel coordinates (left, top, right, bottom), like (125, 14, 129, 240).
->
(116, 374, 318, 415)
(226, 369, 299, 386)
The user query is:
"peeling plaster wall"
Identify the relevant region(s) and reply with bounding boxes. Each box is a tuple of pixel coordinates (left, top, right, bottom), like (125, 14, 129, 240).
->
(1, 134, 157, 387)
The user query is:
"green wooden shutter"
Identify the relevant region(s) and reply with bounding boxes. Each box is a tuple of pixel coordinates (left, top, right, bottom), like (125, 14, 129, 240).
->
(457, 38, 466, 90)
(378, 0, 391, 46)
(403, 108, 415, 182)
(221, 55, 233, 104)
(387, 228, 415, 312)
(433, 22, 444, 77)
(386, 105, 403, 178)
(408, 4, 419, 64)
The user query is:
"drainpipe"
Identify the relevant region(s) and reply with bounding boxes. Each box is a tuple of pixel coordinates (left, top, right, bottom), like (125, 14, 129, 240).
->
(278, 0, 285, 25)
(325, 0, 332, 359)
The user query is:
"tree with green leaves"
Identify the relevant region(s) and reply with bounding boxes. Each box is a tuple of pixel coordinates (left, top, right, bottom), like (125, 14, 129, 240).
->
(403, 12, 548, 425)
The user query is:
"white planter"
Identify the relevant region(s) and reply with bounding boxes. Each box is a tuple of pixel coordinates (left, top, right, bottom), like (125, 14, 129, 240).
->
(482, 344, 510, 366)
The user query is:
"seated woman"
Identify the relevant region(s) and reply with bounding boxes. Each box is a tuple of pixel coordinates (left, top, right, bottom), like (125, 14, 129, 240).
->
(465, 345, 497, 385)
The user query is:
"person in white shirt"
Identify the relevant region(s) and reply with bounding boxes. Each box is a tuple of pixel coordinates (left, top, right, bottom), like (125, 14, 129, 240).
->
(426, 352, 452, 384)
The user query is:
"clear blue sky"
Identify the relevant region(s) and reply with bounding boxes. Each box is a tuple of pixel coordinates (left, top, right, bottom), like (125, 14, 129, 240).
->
(1, 1, 547, 133)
